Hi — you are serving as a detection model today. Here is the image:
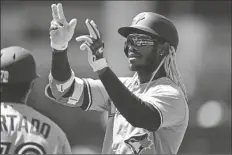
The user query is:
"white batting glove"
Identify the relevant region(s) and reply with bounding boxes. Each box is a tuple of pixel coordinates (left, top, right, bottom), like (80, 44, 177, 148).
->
(76, 19, 108, 72)
(49, 3, 77, 51)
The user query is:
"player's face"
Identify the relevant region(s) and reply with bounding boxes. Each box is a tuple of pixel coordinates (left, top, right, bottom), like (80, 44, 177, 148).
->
(126, 34, 159, 71)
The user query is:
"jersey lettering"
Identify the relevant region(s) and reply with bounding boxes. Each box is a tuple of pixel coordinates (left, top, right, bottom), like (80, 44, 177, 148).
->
(30, 118, 40, 134)
(7, 115, 17, 131)
(0, 115, 8, 132)
(18, 116, 29, 133)
(0, 142, 11, 154)
(1, 115, 51, 139)
(40, 122, 51, 139)
(1, 103, 71, 154)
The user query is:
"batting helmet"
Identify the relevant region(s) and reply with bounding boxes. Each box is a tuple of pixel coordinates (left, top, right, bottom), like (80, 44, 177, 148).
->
(1, 46, 39, 84)
(118, 12, 179, 56)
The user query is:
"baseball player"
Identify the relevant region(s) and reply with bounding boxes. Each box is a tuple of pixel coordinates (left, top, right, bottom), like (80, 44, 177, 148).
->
(1, 46, 72, 154)
(45, 3, 189, 154)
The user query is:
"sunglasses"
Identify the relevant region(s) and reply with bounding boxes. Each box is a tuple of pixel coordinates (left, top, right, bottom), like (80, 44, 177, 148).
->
(126, 34, 158, 47)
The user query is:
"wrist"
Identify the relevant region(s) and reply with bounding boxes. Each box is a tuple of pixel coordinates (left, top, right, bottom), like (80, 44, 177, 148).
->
(96, 66, 108, 75)
(52, 48, 68, 53)
(91, 58, 108, 72)
(51, 42, 68, 51)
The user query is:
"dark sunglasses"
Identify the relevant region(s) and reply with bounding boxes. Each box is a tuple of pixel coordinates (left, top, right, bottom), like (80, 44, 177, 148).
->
(126, 34, 158, 47)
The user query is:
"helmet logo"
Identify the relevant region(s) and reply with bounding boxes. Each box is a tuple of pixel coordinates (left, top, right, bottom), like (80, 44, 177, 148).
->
(132, 13, 146, 25)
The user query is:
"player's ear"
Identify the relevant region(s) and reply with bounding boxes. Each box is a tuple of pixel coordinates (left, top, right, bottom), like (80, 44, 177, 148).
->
(157, 42, 170, 58)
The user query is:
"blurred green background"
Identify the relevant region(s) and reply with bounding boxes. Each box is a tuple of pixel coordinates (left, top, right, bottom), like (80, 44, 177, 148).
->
(1, 1, 231, 154)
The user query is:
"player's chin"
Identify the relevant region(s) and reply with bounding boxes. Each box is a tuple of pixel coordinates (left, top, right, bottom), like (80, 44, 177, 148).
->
(128, 63, 140, 71)
(128, 58, 141, 71)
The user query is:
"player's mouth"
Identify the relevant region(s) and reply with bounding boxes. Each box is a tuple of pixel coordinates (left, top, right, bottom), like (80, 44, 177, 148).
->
(128, 52, 141, 64)
(128, 51, 141, 59)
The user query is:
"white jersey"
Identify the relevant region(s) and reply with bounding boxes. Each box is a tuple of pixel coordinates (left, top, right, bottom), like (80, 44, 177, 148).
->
(0, 102, 72, 154)
(45, 71, 189, 154)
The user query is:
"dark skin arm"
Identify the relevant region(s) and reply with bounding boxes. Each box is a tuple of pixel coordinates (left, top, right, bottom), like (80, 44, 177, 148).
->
(51, 48, 71, 81)
(96, 67, 161, 131)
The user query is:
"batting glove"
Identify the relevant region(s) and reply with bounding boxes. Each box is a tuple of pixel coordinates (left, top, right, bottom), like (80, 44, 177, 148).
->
(76, 19, 108, 72)
(49, 3, 77, 51)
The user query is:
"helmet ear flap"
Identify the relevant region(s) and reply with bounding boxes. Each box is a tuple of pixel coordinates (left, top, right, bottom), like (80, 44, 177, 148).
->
(124, 41, 129, 57)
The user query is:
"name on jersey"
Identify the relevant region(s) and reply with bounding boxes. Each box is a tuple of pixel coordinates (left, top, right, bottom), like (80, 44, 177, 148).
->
(1, 114, 51, 139)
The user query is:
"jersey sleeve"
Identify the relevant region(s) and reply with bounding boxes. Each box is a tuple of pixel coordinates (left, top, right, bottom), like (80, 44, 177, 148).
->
(45, 69, 130, 112)
(81, 78, 109, 111)
(81, 77, 130, 111)
(141, 84, 187, 129)
(45, 70, 84, 107)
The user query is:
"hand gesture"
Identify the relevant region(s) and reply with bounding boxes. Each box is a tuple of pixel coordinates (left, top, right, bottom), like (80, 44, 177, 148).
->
(76, 19, 107, 72)
(49, 3, 77, 50)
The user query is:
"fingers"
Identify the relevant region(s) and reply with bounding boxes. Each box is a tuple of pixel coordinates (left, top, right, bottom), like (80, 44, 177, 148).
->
(49, 20, 59, 35)
(69, 18, 77, 30)
(49, 30, 57, 36)
(81, 44, 96, 62)
(51, 4, 59, 21)
(90, 20, 100, 38)
(85, 44, 96, 62)
(80, 43, 94, 63)
(76, 35, 93, 44)
(80, 43, 88, 51)
(50, 20, 60, 28)
(79, 43, 95, 62)
(83, 43, 96, 62)
(57, 3, 67, 26)
(85, 19, 98, 39)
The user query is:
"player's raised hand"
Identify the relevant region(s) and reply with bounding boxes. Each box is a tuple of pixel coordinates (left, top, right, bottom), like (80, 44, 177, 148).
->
(49, 3, 77, 51)
(76, 19, 107, 72)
